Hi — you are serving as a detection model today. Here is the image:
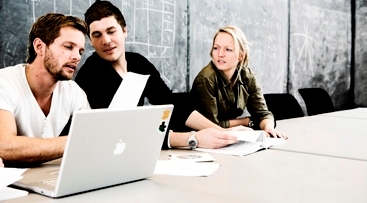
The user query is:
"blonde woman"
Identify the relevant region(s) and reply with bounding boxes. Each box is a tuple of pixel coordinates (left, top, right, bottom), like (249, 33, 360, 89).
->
(191, 25, 287, 139)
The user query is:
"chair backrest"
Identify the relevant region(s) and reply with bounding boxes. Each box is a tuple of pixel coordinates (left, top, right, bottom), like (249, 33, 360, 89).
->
(298, 88, 335, 116)
(263, 93, 304, 120)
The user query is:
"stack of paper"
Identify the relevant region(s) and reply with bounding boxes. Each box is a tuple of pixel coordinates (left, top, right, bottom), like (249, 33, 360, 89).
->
(195, 130, 286, 156)
(0, 168, 29, 201)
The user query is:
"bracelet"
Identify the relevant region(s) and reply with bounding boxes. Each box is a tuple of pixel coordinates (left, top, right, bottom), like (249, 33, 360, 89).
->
(167, 130, 173, 148)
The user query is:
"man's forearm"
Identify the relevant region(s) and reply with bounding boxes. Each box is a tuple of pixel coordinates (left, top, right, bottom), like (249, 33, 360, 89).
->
(0, 136, 66, 163)
(185, 110, 222, 130)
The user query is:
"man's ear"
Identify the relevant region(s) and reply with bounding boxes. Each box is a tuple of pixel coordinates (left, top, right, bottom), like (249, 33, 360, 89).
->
(33, 38, 46, 56)
(123, 27, 127, 37)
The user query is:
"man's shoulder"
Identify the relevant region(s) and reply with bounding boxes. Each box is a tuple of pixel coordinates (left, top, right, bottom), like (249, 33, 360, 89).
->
(77, 53, 104, 78)
(0, 64, 27, 111)
(0, 64, 26, 82)
(126, 52, 157, 74)
(82, 52, 102, 66)
(0, 64, 24, 73)
(126, 52, 147, 60)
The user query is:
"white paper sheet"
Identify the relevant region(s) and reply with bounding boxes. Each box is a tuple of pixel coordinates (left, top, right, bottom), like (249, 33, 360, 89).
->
(108, 72, 150, 109)
(262, 137, 287, 148)
(0, 168, 27, 189)
(196, 141, 264, 156)
(0, 168, 28, 201)
(0, 187, 28, 201)
(228, 130, 265, 142)
(169, 153, 215, 162)
(195, 130, 286, 156)
(154, 160, 220, 176)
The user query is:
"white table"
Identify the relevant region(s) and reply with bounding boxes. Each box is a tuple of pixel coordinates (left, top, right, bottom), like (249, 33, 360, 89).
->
(5, 149, 367, 203)
(319, 108, 367, 119)
(273, 115, 367, 160)
(153, 150, 367, 203)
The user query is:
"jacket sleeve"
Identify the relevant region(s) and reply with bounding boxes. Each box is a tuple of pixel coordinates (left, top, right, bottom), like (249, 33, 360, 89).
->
(191, 73, 229, 128)
(244, 68, 274, 128)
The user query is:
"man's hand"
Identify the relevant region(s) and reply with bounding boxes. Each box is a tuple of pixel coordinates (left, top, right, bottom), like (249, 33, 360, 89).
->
(195, 128, 240, 149)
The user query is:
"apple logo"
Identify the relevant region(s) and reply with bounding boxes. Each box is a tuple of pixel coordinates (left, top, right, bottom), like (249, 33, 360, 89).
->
(158, 121, 167, 132)
(113, 139, 126, 155)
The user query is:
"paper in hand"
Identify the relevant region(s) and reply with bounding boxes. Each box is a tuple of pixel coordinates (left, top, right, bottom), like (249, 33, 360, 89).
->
(227, 130, 265, 142)
(109, 72, 150, 109)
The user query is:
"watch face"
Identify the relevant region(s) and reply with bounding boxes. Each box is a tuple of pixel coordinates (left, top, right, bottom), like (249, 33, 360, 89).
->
(189, 140, 196, 147)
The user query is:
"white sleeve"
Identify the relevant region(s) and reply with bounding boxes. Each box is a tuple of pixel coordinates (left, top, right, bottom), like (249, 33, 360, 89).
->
(0, 77, 16, 113)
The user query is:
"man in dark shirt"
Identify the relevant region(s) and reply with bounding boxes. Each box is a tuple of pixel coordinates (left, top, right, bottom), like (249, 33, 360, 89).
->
(76, 0, 248, 150)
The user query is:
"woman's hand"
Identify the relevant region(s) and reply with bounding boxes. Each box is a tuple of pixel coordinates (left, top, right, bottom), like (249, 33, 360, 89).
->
(260, 119, 288, 139)
(263, 127, 288, 140)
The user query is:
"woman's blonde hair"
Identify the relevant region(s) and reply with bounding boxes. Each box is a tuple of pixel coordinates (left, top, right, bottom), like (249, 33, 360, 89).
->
(210, 25, 250, 68)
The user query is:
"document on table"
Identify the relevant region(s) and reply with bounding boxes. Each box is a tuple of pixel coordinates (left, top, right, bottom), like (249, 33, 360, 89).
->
(169, 153, 215, 162)
(195, 130, 286, 156)
(0, 168, 28, 201)
(155, 153, 218, 176)
(109, 72, 150, 109)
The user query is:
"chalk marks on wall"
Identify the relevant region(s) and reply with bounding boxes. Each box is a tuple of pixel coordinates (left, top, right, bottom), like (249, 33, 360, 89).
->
(125, 0, 177, 86)
(4, 0, 187, 92)
(289, 1, 351, 109)
(119, 0, 188, 92)
(291, 22, 315, 76)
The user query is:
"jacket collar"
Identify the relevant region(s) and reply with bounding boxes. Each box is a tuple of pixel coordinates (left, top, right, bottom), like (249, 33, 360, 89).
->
(210, 61, 244, 87)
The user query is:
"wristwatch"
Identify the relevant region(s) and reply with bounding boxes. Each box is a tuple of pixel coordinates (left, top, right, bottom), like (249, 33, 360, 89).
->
(188, 131, 198, 150)
(248, 120, 254, 128)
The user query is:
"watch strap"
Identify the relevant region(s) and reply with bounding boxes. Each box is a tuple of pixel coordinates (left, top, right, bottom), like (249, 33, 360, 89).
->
(188, 131, 198, 150)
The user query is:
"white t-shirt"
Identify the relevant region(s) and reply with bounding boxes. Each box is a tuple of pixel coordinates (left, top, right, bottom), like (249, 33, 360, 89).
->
(0, 64, 90, 138)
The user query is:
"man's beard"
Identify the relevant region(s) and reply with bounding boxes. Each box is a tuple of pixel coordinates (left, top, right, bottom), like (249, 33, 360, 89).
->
(44, 48, 72, 81)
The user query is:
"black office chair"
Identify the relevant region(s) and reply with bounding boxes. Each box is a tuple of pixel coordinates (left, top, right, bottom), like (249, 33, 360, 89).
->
(263, 93, 304, 120)
(298, 88, 335, 116)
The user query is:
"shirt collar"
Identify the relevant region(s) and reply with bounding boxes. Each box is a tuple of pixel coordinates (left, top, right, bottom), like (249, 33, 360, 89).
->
(211, 61, 244, 87)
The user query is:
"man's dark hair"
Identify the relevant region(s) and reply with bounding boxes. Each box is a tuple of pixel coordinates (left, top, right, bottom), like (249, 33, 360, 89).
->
(26, 13, 87, 63)
(84, 0, 127, 36)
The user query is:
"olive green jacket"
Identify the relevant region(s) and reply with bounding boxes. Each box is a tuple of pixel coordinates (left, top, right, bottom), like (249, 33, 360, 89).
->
(191, 61, 274, 128)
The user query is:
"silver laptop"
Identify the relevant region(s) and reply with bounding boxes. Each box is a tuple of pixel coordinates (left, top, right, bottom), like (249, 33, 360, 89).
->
(13, 104, 174, 198)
